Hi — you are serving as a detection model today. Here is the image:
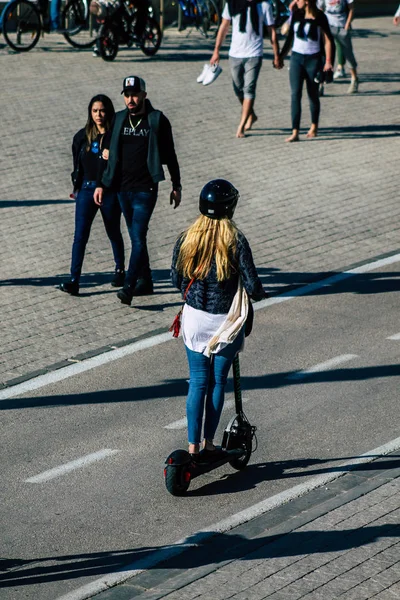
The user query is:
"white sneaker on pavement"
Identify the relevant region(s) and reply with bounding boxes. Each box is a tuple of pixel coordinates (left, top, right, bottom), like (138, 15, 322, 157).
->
(347, 78, 359, 93)
(197, 64, 210, 83)
(333, 68, 347, 79)
(202, 64, 222, 86)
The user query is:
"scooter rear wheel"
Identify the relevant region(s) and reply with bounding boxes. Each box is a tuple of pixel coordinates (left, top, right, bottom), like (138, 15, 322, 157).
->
(164, 465, 190, 496)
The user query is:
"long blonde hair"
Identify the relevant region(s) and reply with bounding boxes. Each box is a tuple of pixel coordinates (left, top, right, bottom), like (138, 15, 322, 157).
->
(176, 215, 238, 281)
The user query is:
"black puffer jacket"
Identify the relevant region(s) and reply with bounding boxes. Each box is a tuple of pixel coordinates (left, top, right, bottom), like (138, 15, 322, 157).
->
(171, 231, 265, 314)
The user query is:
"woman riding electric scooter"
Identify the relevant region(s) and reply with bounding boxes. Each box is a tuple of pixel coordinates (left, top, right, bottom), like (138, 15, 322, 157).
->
(171, 179, 266, 461)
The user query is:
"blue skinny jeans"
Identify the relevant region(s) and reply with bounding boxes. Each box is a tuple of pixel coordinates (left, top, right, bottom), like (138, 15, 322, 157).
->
(71, 181, 124, 281)
(185, 329, 245, 445)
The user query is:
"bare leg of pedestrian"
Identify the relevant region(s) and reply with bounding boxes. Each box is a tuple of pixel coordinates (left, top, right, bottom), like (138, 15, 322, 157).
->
(244, 110, 258, 130)
(306, 124, 318, 138)
(237, 97, 258, 131)
(285, 129, 300, 142)
(236, 98, 254, 138)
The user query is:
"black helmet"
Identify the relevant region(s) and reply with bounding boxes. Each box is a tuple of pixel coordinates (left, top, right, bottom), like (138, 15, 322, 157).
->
(199, 179, 239, 220)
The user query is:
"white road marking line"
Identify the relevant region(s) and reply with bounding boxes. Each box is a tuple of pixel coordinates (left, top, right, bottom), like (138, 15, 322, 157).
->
(387, 333, 400, 340)
(164, 398, 248, 430)
(286, 354, 359, 381)
(25, 449, 119, 483)
(1, 252, 399, 402)
(56, 435, 400, 600)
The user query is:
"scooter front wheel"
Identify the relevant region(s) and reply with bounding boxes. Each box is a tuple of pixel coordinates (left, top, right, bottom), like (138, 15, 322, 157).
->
(164, 465, 191, 496)
(229, 438, 252, 470)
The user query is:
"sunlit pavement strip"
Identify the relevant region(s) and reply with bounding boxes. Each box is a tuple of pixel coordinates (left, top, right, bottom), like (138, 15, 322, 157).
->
(164, 398, 248, 430)
(286, 354, 359, 381)
(0, 253, 399, 402)
(387, 333, 400, 340)
(25, 450, 119, 483)
(56, 435, 400, 600)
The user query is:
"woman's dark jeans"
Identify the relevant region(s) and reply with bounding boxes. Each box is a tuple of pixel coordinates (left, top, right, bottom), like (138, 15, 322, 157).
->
(289, 51, 321, 130)
(117, 189, 158, 291)
(71, 181, 124, 281)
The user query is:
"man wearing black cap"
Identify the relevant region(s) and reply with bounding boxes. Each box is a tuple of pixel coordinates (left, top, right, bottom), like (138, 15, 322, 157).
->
(94, 76, 182, 305)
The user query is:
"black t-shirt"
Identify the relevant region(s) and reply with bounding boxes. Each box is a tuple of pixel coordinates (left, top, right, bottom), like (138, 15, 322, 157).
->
(120, 114, 153, 191)
(80, 134, 105, 182)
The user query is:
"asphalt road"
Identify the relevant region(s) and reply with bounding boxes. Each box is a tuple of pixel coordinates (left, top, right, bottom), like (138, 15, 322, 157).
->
(1, 260, 399, 600)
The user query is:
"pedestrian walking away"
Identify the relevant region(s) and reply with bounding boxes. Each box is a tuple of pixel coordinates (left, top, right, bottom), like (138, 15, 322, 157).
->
(59, 95, 125, 297)
(94, 76, 182, 306)
(317, 0, 359, 93)
(210, 0, 281, 138)
(279, 0, 334, 142)
(171, 179, 266, 457)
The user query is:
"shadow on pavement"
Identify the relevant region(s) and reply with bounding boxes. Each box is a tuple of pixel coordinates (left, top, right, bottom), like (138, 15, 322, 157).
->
(0, 199, 75, 208)
(1, 268, 398, 297)
(189, 455, 400, 496)
(0, 516, 399, 587)
(2, 363, 399, 410)
(252, 124, 400, 137)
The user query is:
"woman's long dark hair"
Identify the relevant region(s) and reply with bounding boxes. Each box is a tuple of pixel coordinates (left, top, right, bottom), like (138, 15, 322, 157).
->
(85, 94, 115, 151)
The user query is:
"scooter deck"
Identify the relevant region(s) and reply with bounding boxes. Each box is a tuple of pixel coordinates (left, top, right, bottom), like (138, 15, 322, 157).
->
(188, 447, 244, 478)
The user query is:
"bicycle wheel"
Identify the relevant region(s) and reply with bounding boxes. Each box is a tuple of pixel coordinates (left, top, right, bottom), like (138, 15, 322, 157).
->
(140, 15, 162, 56)
(97, 23, 118, 60)
(2, 0, 41, 52)
(195, 0, 220, 39)
(62, 0, 98, 48)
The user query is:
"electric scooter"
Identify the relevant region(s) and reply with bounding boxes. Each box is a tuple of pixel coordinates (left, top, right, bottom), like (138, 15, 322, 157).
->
(164, 355, 257, 496)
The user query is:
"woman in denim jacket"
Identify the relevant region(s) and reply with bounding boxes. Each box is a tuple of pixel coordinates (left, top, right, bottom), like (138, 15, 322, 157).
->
(171, 179, 266, 458)
(59, 95, 125, 296)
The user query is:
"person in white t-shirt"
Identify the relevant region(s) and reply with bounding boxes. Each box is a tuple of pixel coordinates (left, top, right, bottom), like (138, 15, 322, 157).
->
(317, 0, 359, 93)
(210, 0, 281, 138)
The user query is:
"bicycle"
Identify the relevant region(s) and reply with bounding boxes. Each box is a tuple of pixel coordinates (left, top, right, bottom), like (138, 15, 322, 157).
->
(61, 0, 100, 48)
(1, 0, 97, 51)
(96, 0, 162, 61)
(170, 0, 220, 39)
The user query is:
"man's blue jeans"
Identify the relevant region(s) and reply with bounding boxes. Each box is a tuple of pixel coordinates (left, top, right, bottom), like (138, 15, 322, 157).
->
(185, 329, 245, 445)
(117, 189, 157, 291)
(71, 182, 124, 281)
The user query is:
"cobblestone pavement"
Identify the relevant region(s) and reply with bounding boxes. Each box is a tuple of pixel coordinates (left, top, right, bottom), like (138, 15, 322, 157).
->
(0, 16, 399, 386)
(90, 452, 400, 600)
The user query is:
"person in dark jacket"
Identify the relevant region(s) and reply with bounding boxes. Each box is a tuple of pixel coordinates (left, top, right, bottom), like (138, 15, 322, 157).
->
(171, 180, 266, 458)
(279, 0, 334, 142)
(60, 95, 125, 296)
(94, 76, 182, 305)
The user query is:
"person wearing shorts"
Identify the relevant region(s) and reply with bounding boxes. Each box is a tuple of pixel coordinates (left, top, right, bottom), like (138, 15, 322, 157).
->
(210, 0, 281, 138)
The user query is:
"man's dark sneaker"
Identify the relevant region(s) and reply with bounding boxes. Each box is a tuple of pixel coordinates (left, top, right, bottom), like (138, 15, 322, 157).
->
(59, 280, 79, 296)
(132, 278, 154, 296)
(117, 288, 133, 306)
(111, 269, 125, 287)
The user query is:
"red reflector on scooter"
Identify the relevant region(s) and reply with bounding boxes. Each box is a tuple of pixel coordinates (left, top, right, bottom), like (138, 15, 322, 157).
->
(167, 458, 174, 465)
(163, 468, 167, 478)
(184, 471, 191, 482)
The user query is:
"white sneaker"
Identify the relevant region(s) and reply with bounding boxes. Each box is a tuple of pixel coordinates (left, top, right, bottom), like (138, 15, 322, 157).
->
(347, 78, 359, 94)
(333, 68, 346, 80)
(202, 64, 222, 86)
(197, 64, 210, 83)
